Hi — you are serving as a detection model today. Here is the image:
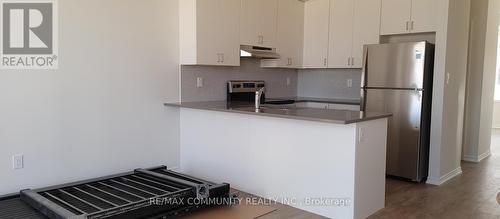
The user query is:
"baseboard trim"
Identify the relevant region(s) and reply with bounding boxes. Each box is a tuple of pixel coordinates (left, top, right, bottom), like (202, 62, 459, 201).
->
(168, 166, 180, 171)
(426, 167, 462, 185)
(463, 150, 491, 163)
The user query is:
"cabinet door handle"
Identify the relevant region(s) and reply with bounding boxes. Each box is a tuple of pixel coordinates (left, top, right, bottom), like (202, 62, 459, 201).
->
(405, 21, 409, 31)
(221, 53, 224, 63)
(217, 53, 220, 63)
(410, 21, 414, 31)
(289, 58, 292, 66)
(351, 57, 354, 66)
(324, 58, 327, 67)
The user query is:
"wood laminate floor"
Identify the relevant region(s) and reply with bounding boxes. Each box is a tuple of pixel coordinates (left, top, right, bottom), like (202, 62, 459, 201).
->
(245, 130, 500, 219)
(368, 129, 500, 219)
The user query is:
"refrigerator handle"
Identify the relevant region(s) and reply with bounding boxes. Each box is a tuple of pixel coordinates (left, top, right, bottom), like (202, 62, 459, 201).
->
(360, 88, 366, 111)
(360, 45, 369, 112)
(361, 45, 368, 88)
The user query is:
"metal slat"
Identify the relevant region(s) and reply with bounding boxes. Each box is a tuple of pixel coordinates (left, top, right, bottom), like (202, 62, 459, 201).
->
(135, 169, 210, 199)
(97, 182, 146, 200)
(108, 180, 157, 197)
(130, 175, 182, 191)
(120, 177, 170, 194)
(19, 190, 77, 219)
(135, 169, 201, 188)
(43, 192, 86, 215)
(84, 184, 132, 203)
(158, 170, 206, 184)
(73, 187, 118, 207)
(58, 189, 103, 211)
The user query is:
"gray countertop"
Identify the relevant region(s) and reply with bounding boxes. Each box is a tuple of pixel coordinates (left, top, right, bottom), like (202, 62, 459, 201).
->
(164, 101, 391, 124)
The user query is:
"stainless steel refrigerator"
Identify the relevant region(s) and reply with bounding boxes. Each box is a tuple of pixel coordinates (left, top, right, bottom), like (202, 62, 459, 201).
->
(361, 41, 434, 182)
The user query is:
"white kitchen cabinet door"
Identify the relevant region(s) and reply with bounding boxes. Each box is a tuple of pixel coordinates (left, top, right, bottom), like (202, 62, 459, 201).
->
(303, 0, 330, 68)
(328, 0, 354, 68)
(351, 0, 381, 68)
(180, 0, 240, 66)
(240, 0, 278, 48)
(275, 0, 304, 68)
(217, 0, 241, 66)
(380, 0, 412, 35)
(410, 0, 437, 33)
(195, 0, 223, 65)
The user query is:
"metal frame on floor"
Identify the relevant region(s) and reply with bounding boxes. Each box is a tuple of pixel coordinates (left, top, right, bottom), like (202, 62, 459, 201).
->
(20, 166, 230, 219)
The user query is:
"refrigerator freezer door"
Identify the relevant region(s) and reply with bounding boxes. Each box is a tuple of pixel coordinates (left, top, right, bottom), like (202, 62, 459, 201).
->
(363, 88, 423, 180)
(362, 42, 428, 89)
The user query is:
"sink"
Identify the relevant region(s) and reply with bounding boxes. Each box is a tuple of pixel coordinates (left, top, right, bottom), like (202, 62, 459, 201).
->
(233, 105, 293, 113)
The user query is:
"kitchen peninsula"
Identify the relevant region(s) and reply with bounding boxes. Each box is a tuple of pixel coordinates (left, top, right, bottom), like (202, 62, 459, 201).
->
(165, 101, 391, 219)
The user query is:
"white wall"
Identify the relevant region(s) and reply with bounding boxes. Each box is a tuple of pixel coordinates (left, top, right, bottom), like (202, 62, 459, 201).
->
(0, 0, 180, 195)
(493, 102, 500, 128)
(427, 0, 471, 185)
(462, 0, 499, 162)
(476, 0, 499, 161)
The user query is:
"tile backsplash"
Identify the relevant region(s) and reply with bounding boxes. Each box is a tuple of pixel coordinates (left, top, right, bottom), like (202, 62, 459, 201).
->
(181, 59, 362, 102)
(298, 69, 362, 100)
(181, 58, 298, 102)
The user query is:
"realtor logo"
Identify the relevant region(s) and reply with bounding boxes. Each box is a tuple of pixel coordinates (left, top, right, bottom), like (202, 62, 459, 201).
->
(1, 0, 58, 69)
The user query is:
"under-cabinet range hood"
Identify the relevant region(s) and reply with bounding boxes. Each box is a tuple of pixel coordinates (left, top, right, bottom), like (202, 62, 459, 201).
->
(240, 45, 280, 59)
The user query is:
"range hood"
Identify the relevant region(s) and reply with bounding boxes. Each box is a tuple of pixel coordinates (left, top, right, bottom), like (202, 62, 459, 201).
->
(240, 45, 280, 59)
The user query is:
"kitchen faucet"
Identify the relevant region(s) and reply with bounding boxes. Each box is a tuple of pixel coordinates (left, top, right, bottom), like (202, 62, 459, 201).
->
(255, 87, 265, 110)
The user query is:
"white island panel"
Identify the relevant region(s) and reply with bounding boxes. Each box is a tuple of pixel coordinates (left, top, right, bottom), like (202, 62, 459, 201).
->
(179, 108, 387, 219)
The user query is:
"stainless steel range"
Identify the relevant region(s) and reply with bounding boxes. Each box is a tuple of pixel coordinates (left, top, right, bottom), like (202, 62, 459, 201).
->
(227, 81, 295, 108)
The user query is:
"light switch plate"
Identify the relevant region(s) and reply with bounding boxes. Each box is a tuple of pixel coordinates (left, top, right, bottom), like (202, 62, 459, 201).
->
(12, 154, 23, 169)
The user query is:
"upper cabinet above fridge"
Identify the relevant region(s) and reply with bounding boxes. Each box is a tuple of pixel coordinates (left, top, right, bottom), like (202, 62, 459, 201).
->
(380, 0, 437, 35)
(328, 0, 381, 68)
(240, 0, 278, 48)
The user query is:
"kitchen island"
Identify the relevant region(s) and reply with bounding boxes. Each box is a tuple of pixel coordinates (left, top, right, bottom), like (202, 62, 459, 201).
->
(165, 101, 391, 219)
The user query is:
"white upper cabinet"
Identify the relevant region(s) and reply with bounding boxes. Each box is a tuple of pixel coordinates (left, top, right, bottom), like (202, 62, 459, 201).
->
(328, 0, 354, 68)
(380, 0, 411, 35)
(351, 0, 382, 68)
(217, 0, 241, 65)
(261, 0, 304, 68)
(328, 0, 381, 68)
(240, 0, 278, 48)
(303, 0, 330, 68)
(380, 0, 437, 35)
(180, 0, 240, 66)
(410, 0, 437, 33)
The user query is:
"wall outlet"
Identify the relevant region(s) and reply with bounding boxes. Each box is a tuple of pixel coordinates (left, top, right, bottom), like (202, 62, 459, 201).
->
(196, 77, 203, 88)
(347, 79, 353, 88)
(12, 154, 23, 170)
(286, 77, 291, 86)
(358, 128, 364, 143)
